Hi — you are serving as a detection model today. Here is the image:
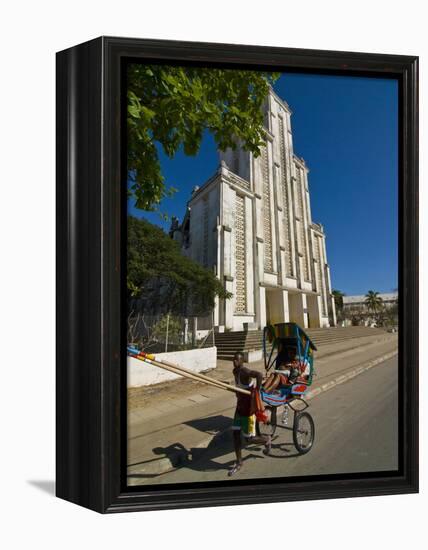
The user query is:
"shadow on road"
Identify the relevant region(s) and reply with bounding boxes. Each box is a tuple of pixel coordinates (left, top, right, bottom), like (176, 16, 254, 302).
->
(267, 437, 301, 459)
(127, 423, 302, 484)
(184, 414, 231, 434)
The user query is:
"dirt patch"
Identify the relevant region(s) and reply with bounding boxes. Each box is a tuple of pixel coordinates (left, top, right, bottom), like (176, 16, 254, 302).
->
(128, 376, 212, 410)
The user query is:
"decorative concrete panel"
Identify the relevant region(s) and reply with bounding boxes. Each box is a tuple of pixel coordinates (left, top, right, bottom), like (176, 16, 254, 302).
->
(261, 146, 273, 272)
(279, 115, 294, 277)
(244, 196, 255, 314)
(234, 193, 247, 314)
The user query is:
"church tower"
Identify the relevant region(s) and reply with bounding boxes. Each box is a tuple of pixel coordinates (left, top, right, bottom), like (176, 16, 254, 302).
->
(172, 88, 336, 333)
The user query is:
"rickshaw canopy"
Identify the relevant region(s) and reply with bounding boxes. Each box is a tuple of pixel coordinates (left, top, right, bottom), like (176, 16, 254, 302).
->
(263, 322, 317, 381)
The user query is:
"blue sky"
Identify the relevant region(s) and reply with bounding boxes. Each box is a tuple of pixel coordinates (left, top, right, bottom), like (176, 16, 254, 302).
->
(128, 72, 398, 296)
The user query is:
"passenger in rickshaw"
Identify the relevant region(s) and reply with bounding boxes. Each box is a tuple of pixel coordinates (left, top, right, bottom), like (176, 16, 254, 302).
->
(263, 344, 310, 393)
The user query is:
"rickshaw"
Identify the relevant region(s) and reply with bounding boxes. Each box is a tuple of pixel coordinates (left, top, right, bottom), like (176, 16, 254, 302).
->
(256, 322, 317, 454)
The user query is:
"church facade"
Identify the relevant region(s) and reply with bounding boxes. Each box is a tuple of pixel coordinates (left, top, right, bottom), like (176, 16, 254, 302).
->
(170, 88, 336, 332)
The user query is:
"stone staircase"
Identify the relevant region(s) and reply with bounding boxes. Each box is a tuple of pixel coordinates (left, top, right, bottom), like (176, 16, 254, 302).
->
(306, 326, 387, 347)
(210, 330, 265, 361)
(210, 326, 388, 361)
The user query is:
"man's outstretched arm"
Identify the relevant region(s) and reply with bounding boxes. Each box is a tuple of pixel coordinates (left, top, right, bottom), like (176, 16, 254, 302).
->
(241, 366, 263, 388)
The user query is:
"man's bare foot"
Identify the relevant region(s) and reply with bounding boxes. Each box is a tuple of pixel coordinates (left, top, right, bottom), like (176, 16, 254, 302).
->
(228, 462, 243, 476)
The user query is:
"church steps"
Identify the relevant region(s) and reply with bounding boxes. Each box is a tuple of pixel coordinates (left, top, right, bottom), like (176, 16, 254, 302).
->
(208, 327, 387, 359)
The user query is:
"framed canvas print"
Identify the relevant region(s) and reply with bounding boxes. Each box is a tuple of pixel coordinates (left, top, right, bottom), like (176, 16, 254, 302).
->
(56, 37, 418, 513)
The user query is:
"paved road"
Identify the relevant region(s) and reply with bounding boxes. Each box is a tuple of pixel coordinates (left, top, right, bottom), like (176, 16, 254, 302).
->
(130, 356, 398, 485)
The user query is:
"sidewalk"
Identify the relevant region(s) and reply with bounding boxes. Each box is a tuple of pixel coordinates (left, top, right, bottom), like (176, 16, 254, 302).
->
(127, 333, 398, 480)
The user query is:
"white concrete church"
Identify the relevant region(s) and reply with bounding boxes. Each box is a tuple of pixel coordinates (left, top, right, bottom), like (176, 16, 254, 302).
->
(170, 87, 336, 332)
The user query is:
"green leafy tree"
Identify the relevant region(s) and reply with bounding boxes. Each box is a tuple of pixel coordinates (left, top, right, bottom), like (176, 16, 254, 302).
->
(152, 314, 182, 345)
(127, 64, 279, 210)
(332, 290, 345, 312)
(127, 216, 231, 316)
(331, 290, 345, 322)
(384, 300, 398, 328)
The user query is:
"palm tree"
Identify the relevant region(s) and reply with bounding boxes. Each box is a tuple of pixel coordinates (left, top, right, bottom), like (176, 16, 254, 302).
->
(364, 290, 384, 322)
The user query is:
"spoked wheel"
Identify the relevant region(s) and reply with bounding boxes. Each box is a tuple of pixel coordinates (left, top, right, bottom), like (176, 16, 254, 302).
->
(293, 412, 315, 454)
(256, 406, 277, 438)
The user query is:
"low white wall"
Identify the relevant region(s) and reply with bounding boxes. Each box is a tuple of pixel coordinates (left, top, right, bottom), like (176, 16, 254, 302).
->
(128, 346, 217, 387)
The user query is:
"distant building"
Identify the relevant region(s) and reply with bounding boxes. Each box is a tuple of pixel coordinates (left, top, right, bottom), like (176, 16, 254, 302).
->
(170, 88, 336, 332)
(342, 292, 398, 314)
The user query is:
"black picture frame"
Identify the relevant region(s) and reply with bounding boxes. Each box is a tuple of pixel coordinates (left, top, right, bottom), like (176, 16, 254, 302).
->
(56, 36, 418, 513)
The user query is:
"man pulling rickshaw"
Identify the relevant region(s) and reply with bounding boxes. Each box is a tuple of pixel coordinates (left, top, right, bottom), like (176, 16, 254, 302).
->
(228, 351, 272, 476)
(228, 322, 317, 475)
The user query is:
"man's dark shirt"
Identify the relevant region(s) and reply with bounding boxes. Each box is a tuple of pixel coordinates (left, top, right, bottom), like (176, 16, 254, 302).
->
(233, 365, 263, 416)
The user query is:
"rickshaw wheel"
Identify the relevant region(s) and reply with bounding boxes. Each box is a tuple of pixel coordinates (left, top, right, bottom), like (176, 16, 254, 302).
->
(293, 412, 315, 454)
(256, 406, 277, 438)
